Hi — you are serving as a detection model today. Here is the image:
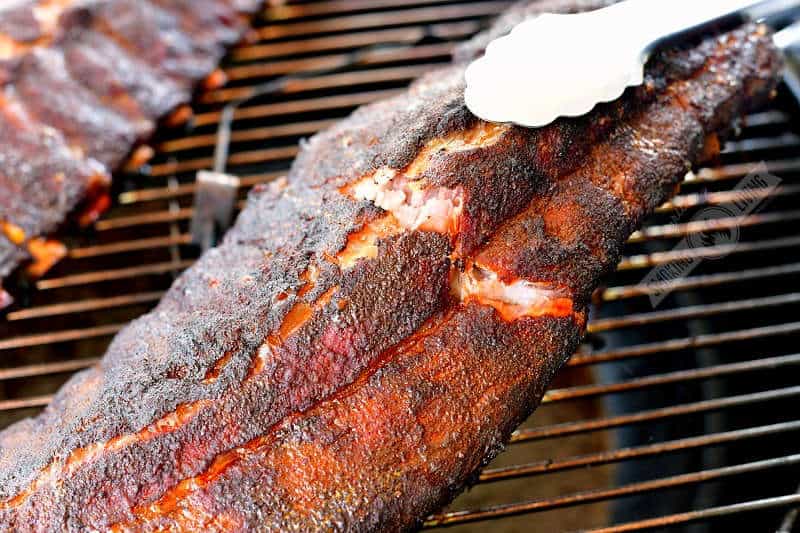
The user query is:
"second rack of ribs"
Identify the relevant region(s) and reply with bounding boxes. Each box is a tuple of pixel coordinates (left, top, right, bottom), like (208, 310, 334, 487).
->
(0, 4, 782, 532)
(0, 0, 264, 303)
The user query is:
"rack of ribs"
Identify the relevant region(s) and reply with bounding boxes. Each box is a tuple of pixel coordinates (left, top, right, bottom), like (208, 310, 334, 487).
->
(0, 0, 264, 307)
(0, 0, 783, 530)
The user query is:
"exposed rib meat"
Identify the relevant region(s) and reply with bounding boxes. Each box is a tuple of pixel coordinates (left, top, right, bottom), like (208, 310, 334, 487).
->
(0, 0, 264, 306)
(0, 0, 782, 530)
(452, 263, 574, 321)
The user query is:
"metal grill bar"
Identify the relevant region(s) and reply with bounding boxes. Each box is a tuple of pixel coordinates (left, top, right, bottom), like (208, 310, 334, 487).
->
(583, 494, 800, 533)
(510, 386, 800, 443)
(628, 210, 800, 243)
(93, 209, 195, 231)
(118, 172, 283, 204)
(690, 158, 800, 182)
(251, 2, 512, 41)
(721, 135, 800, 158)
(69, 235, 192, 259)
(231, 22, 479, 63)
(225, 41, 458, 82)
(193, 89, 403, 127)
(658, 183, 800, 213)
(149, 144, 300, 175)
(35, 260, 194, 290)
(742, 110, 791, 126)
(479, 422, 800, 483)
(159, 119, 337, 153)
(264, 0, 484, 19)
(6, 292, 164, 321)
(550, 353, 800, 402)
(0, 359, 98, 382)
(569, 322, 800, 367)
(0, 324, 123, 351)
(603, 261, 800, 301)
(588, 293, 800, 333)
(618, 235, 800, 271)
(201, 63, 439, 105)
(425, 455, 800, 527)
(0, 396, 52, 412)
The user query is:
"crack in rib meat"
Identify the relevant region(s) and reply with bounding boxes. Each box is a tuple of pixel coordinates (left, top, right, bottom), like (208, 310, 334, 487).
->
(339, 123, 576, 321)
(340, 123, 510, 242)
(0, 0, 265, 305)
(452, 263, 574, 321)
(0, 0, 783, 530)
(346, 173, 465, 236)
(335, 214, 405, 269)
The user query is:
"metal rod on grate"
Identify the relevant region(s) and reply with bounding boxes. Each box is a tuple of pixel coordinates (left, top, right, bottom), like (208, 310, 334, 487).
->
(583, 493, 800, 533)
(425, 455, 800, 528)
(777, 484, 800, 532)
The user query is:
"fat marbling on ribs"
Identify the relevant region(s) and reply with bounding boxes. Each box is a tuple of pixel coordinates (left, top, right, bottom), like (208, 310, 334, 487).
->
(0, 0, 264, 307)
(0, 0, 783, 530)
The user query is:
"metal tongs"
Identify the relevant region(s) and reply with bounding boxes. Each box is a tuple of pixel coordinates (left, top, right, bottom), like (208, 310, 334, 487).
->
(465, 0, 800, 128)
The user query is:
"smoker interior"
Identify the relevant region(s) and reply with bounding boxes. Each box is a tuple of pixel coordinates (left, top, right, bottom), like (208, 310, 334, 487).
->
(1, 1, 800, 531)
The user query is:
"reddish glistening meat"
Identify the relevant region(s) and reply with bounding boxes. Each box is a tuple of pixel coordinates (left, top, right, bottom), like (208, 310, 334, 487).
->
(0, 0, 782, 531)
(0, 0, 264, 306)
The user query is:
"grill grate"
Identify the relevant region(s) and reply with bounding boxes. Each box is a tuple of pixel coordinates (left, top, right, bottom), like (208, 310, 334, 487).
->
(1, 1, 800, 531)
